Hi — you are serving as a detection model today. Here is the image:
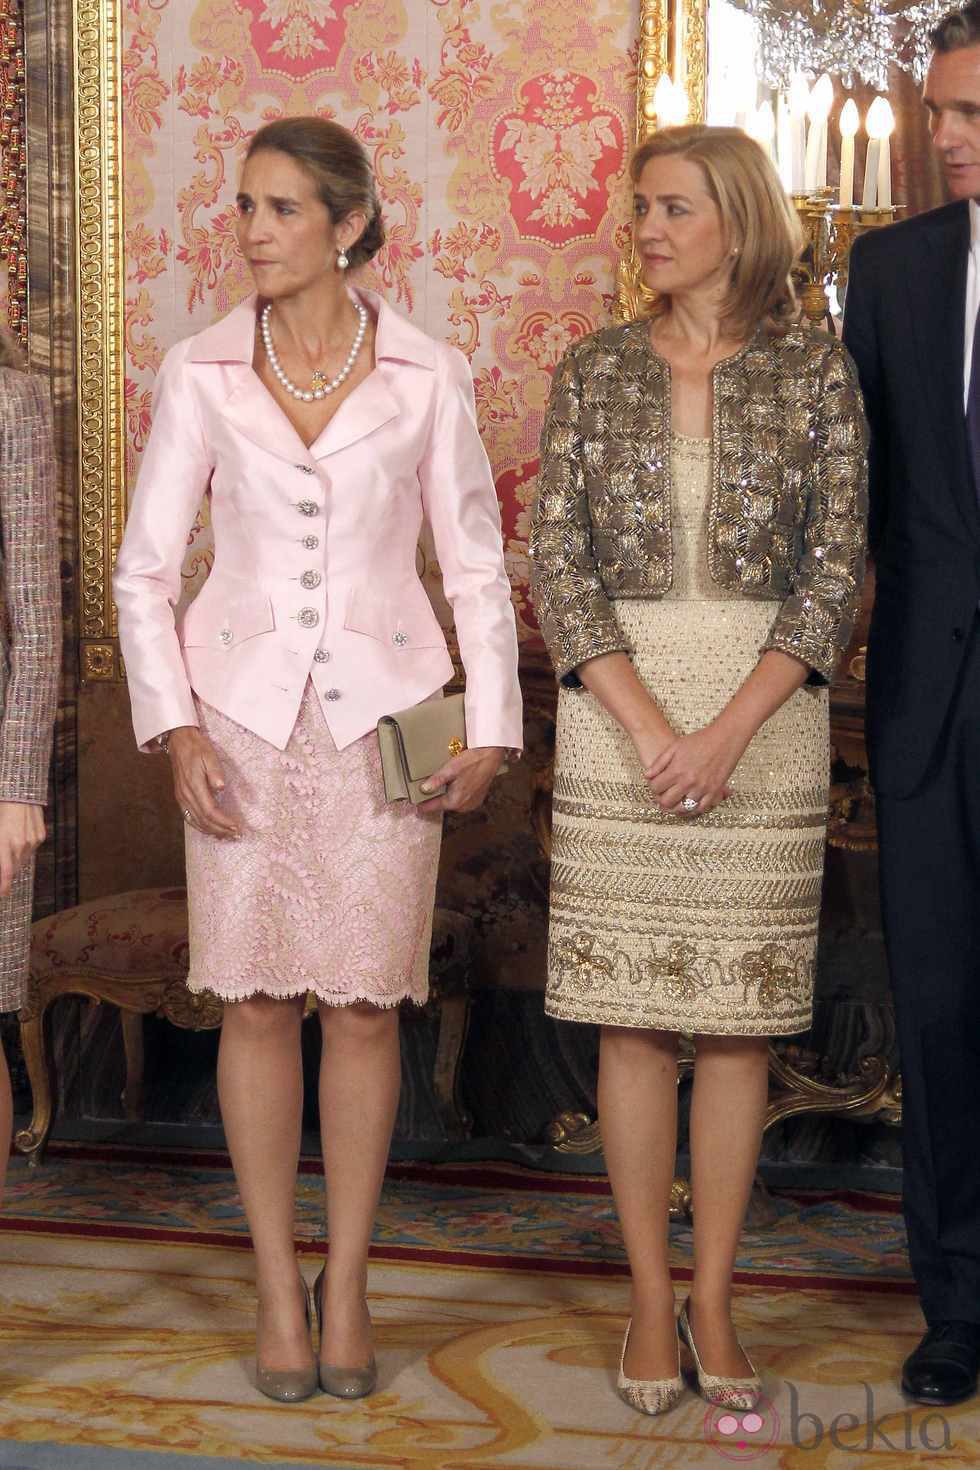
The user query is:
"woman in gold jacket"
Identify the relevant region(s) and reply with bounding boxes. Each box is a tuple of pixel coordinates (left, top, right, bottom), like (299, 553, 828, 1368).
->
(530, 126, 867, 1417)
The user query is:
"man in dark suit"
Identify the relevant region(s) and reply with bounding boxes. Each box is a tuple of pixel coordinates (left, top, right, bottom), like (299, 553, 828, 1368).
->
(843, 1, 980, 1407)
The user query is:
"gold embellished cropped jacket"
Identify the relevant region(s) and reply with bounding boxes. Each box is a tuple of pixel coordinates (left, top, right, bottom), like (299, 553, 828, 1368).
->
(529, 319, 869, 687)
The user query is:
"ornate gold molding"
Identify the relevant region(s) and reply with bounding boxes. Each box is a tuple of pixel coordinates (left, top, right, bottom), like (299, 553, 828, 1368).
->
(614, 0, 667, 322)
(679, 0, 708, 125)
(74, 0, 125, 678)
(615, 1, 708, 323)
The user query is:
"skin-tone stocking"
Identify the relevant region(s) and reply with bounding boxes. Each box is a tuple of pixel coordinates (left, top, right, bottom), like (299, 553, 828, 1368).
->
(598, 1025, 681, 1379)
(317, 1001, 401, 1368)
(688, 1035, 770, 1375)
(600, 1027, 770, 1379)
(217, 993, 310, 1372)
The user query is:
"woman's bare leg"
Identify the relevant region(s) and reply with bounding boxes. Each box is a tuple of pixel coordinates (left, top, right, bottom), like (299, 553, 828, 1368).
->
(317, 1000, 401, 1368)
(217, 993, 310, 1371)
(687, 1034, 770, 1375)
(598, 1024, 681, 1378)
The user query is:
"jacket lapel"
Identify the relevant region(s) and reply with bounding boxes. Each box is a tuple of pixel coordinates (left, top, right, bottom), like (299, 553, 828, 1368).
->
(309, 366, 400, 460)
(909, 203, 979, 538)
(219, 368, 313, 465)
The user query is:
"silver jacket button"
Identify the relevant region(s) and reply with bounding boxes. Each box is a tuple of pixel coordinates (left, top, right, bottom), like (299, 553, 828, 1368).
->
(313, 648, 330, 664)
(302, 535, 319, 550)
(325, 688, 341, 701)
(297, 607, 320, 628)
(219, 629, 233, 645)
(297, 499, 319, 517)
(392, 630, 409, 646)
(300, 569, 322, 590)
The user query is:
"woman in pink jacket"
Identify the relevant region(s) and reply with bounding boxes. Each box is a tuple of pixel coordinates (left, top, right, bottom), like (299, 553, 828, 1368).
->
(114, 117, 522, 1404)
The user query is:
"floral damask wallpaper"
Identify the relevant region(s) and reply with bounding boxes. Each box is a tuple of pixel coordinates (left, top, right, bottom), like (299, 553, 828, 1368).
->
(120, 0, 637, 648)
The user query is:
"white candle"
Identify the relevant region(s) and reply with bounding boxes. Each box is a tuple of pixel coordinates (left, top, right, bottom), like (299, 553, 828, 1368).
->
(804, 74, 834, 190)
(776, 92, 793, 192)
(789, 74, 809, 193)
(838, 98, 859, 208)
(865, 96, 895, 209)
(749, 102, 776, 162)
(653, 73, 690, 128)
(877, 99, 896, 209)
(862, 139, 880, 210)
(803, 120, 822, 192)
(877, 138, 891, 209)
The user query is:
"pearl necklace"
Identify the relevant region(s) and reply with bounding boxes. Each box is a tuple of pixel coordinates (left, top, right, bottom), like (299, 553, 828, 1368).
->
(260, 300, 368, 403)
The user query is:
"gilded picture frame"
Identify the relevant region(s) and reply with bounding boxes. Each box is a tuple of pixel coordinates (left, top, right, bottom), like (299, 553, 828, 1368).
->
(616, 0, 707, 321)
(74, 0, 125, 683)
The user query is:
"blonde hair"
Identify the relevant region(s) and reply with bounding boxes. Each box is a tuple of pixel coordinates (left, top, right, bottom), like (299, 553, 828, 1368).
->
(630, 125, 803, 336)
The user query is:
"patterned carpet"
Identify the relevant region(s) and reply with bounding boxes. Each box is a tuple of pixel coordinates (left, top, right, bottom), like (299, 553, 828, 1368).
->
(0, 1143, 970, 1469)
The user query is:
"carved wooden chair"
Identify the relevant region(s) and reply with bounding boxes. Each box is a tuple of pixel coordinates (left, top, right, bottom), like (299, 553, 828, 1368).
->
(15, 886, 474, 1165)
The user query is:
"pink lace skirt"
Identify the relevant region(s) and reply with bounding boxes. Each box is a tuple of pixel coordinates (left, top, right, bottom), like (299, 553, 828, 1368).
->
(185, 684, 442, 1006)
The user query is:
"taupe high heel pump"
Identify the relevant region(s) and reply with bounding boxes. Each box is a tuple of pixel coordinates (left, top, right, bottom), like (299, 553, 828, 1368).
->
(313, 1266, 378, 1400)
(255, 1278, 318, 1403)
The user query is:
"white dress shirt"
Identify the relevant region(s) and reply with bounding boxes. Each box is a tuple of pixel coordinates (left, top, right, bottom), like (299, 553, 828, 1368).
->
(964, 199, 980, 411)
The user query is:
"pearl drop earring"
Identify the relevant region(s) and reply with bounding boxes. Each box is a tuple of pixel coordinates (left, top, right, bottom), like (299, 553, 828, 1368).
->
(337, 249, 350, 270)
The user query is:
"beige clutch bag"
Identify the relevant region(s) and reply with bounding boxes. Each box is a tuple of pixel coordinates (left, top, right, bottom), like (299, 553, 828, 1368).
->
(377, 693, 466, 804)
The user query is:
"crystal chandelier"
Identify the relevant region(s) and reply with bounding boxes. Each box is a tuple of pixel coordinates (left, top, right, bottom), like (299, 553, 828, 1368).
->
(729, 0, 953, 89)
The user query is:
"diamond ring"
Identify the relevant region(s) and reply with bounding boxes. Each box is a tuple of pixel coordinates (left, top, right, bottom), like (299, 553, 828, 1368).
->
(681, 795, 699, 813)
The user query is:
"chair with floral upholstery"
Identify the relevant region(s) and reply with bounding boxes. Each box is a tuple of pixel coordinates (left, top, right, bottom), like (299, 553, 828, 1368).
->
(16, 887, 474, 1164)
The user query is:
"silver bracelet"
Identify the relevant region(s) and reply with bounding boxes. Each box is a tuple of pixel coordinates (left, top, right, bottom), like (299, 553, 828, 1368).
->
(157, 730, 172, 755)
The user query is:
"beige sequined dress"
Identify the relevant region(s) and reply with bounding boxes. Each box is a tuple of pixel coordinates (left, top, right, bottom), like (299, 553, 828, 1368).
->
(545, 434, 829, 1036)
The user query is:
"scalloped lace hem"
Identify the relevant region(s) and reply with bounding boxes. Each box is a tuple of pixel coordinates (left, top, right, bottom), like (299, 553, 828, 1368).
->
(186, 979, 427, 1009)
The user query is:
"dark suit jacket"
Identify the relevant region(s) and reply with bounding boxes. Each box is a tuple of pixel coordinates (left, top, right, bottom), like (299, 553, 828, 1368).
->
(843, 201, 980, 798)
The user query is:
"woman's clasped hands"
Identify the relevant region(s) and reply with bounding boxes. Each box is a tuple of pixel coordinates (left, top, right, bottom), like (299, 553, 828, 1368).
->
(632, 713, 749, 817)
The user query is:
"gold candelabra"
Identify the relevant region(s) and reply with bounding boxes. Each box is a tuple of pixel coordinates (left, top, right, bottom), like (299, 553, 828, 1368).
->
(791, 191, 902, 327)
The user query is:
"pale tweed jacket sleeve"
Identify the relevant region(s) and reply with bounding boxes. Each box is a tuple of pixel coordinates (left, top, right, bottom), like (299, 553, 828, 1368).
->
(0, 370, 60, 804)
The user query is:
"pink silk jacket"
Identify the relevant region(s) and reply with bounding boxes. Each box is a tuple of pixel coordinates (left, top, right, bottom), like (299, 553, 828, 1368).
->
(114, 289, 523, 755)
